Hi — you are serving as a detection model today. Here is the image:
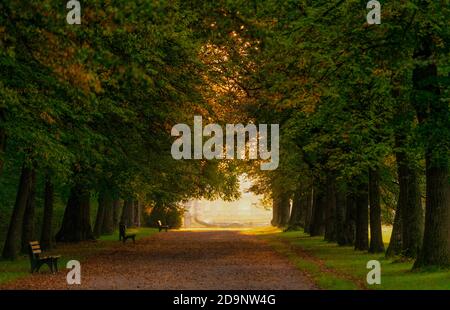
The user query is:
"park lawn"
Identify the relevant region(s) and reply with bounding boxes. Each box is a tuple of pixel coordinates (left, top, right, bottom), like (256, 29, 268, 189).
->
(249, 227, 450, 290)
(0, 227, 158, 286)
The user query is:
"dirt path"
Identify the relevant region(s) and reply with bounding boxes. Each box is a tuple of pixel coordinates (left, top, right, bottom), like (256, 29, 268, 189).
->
(1, 230, 316, 290)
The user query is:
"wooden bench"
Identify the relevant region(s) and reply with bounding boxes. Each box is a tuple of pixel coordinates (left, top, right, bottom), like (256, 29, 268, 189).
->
(28, 241, 60, 274)
(157, 220, 169, 232)
(119, 224, 136, 243)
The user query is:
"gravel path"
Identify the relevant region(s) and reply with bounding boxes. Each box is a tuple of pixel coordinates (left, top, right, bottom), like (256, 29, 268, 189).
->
(2, 230, 316, 290)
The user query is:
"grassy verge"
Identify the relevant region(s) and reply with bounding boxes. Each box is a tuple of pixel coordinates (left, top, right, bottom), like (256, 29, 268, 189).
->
(248, 227, 450, 290)
(0, 227, 158, 286)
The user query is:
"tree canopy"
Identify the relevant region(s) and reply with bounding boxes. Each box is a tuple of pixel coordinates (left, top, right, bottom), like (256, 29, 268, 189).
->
(1, 0, 449, 269)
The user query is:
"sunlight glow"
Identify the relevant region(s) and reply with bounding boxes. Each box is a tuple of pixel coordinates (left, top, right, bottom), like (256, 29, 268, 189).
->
(183, 175, 271, 228)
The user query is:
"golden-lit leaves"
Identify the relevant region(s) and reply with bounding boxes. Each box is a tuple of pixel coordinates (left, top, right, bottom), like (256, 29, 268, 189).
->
(30, 30, 102, 94)
(39, 111, 56, 125)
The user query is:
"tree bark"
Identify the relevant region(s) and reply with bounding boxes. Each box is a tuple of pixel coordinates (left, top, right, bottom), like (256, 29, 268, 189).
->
(342, 193, 356, 246)
(40, 175, 54, 250)
(55, 184, 95, 242)
(271, 197, 280, 227)
(411, 32, 450, 268)
(396, 141, 423, 258)
(112, 199, 121, 231)
(134, 200, 141, 227)
(324, 177, 337, 242)
(369, 168, 385, 253)
(278, 193, 291, 227)
(415, 162, 450, 267)
(2, 165, 33, 259)
(287, 191, 303, 230)
(303, 188, 313, 234)
(310, 187, 326, 236)
(335, 187, 347, 246)
(386, 202, 402, 258)
(121, 198, 134, 227)
(21, 168, 37, 253)
(101, 191, 114, 234)
(93, 191, 106, 238)
(355, 181, 369, 251)
(128, 199, 135, 227)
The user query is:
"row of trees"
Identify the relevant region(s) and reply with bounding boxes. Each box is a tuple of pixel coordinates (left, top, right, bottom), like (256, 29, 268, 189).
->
(0, 1, 240, 260)
(1, 1, 448, 271)
(262, 1, 449, 268)
(195, 0, 449, 268)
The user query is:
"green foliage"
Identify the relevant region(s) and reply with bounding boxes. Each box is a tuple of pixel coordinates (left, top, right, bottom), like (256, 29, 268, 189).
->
(0, 0, 242, 215)
(265, 230, 450, 290)
(145, 204, 184, 229)
(0, 0, 449, 269)
(207, 0, 449, 226)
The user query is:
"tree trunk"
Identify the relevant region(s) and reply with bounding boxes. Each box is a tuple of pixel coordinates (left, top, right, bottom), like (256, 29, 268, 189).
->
(128, 199, 135, 227)
(342, 193, 356, 246)
(112, 199, 121, 231)
(369, 168, 385, 253)
(304, 188, 313, 234)
(55, 184, 95, 242)
(324, 177, 337, 242)
(21, 168, 37, 253)
(40, 175, 54, 250)
(386, 80, 406, 258)
(2, 165, 33, 259)
(121, 199, 134, 227)
(411, 32, 450, 268)
(101, 191, 114, 235)
(310, 187, 326, 236)
(287, 191, 303, 230)
(395, 140, 423, 258)
(93, 191, 106, 238)
(386, 202, 402, 258)
(335, 187, 347, 246)
(415, 162, 450, 267)
(355, 181, 369, 251)
(278, 193, 291, 227)
(134, 200, 141, 227)
(271, 197, 280, 227)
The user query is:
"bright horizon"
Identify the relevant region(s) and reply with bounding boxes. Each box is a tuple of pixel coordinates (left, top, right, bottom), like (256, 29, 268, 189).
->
(183, 175, 272, 228)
